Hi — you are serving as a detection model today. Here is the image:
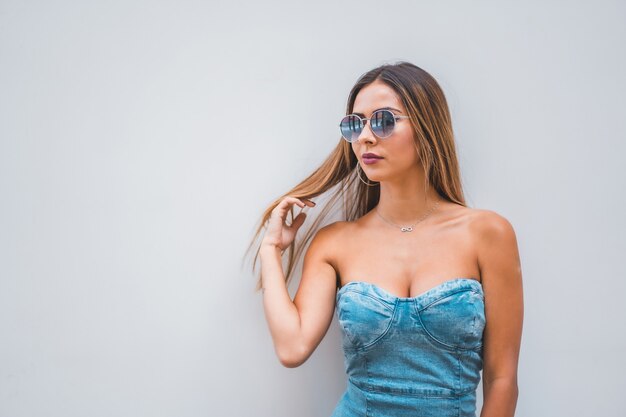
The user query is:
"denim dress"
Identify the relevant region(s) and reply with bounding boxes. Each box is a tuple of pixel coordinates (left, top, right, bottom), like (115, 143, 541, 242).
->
(330, 278, 485, 417)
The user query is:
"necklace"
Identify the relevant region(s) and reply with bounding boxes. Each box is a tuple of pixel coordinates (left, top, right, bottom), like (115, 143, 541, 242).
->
(375, 200, 440, 232)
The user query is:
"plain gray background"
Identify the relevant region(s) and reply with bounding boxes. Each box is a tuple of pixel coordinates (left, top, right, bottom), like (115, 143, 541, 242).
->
(1, 1, 625, 416)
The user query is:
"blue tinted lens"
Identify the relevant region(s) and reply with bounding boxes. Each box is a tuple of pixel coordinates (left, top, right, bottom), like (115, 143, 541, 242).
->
(340, 115, 361, 142)
(371, 110, 395, 138)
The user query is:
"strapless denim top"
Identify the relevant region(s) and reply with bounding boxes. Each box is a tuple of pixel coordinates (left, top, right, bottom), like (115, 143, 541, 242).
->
(330, 278, 485, 417)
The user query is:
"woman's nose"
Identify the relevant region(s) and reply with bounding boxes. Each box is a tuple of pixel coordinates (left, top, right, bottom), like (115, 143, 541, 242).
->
(356, 121, 377, 145)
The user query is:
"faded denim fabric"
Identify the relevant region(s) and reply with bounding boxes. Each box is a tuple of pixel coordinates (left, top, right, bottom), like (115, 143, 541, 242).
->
(330, 278, 485, 417)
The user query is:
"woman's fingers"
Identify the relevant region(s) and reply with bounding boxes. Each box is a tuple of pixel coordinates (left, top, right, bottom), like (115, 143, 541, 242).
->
(264, 196, 316, 248)
(291, 211, 307, 229)
(273, 196, 315, 221)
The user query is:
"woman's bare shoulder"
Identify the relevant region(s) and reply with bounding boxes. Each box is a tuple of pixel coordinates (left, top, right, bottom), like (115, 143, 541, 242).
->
(310, 220, 354, 257)
(440, 203, 498, 226)
(466, 207, 513, 229)
(465, 207, 517, 256)
(314, 220, 351, 241)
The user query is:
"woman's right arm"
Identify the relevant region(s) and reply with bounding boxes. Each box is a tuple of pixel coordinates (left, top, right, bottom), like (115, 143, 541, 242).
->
(260, 197, 339, 367)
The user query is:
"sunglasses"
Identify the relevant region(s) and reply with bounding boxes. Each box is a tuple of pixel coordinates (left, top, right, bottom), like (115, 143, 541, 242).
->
(339, 109, 410, 143)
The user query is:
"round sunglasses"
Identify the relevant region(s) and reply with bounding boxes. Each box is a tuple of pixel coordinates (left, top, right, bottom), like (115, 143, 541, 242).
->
(339, 109, 410, 143)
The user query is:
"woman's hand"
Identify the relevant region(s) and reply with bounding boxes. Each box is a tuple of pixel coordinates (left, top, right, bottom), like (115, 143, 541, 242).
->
(262, 196, 316, 252)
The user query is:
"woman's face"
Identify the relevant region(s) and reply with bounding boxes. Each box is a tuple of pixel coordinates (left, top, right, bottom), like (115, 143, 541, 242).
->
(350, 80, 419, 183)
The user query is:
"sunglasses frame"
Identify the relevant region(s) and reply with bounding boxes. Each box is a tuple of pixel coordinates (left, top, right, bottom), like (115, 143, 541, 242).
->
(339, 109, 410, 143)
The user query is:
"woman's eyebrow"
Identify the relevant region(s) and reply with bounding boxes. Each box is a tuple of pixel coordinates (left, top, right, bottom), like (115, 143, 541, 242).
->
(352, 107, 403, 117)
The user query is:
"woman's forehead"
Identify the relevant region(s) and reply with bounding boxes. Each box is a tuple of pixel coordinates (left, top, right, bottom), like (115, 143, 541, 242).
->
(353, 82, 404, 115)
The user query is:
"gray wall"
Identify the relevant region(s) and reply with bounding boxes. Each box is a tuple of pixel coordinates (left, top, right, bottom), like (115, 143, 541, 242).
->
(1, 1, 624, 416)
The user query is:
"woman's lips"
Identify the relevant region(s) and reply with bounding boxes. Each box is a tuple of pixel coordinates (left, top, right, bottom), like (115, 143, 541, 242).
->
(363, 157, 382, 165)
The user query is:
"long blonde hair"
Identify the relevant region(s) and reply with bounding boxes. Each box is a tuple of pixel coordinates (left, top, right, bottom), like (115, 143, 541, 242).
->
(244, 61, 467, 292)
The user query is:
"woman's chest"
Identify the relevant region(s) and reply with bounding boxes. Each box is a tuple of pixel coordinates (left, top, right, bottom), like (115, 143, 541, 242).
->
(333, 220, 480, 297)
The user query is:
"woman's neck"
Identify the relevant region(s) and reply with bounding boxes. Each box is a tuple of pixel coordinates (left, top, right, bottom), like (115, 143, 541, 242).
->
(375, 182, 443, 224)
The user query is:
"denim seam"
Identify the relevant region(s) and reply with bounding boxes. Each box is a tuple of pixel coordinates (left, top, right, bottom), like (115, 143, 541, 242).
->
(416, 288, 481, 312)
(338, 298, 398, 351)
(349, 299, 399, 352)
(456, 353, 462, 393)
(414, 299, 483, 352)
(350, 379, 476, 398)
(364, 352, 371, 417)
(339, 288, 395, 312)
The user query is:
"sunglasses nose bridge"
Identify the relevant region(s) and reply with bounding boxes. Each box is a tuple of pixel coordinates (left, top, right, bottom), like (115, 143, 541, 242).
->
(354, 120, 378, 144)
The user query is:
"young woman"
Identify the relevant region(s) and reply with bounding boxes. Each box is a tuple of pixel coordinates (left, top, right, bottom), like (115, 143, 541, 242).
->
(247, 61, 523, 417)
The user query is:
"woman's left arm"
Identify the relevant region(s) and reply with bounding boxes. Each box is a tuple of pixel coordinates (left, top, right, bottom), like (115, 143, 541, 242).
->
(473, 210, 524, 417)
